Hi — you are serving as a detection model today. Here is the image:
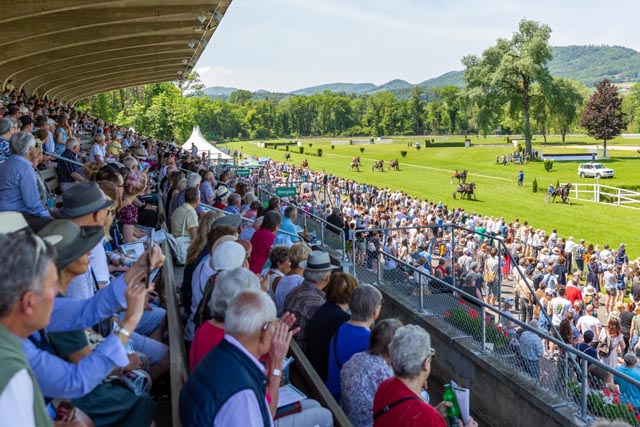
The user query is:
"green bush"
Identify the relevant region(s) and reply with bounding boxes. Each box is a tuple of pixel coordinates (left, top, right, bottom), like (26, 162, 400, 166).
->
(532, 178, 538, 193)
(556, 179, 560, 189)
(317, 148, 323, 157)
(400, 150, 407, 158)
(331, 145, 335, 150)
(543, 160, 553, 172)
(416, 145, 421, 151)
(309, 143, 313, 148)
(299, 147, 304, 154)
(359, 147, 365, 153)
(349, 140, 353, 145)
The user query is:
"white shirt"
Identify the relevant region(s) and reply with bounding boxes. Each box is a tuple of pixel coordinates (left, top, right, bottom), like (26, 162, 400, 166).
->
(89, 143, 106, 162)
(66, 241, 109, 300)
(0, 370, 35, 427)
(577, 315, 602, 339)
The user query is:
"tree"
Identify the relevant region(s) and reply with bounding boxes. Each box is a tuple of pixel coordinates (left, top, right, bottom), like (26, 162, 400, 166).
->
(440, 86, 461, 134)
(462, 19, 553, 155)
(580, 79, 625, 157)
(176, 71, 205, 98)
(549, 77, 587, 143)
(409, 86, 424, 134)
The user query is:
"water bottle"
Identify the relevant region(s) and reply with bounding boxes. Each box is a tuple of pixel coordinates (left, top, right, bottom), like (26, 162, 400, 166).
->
(443, 384, 461, 427)
(311, 229, 317, 243)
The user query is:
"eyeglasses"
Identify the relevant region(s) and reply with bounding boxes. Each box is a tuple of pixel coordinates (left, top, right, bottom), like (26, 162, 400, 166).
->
(262, 320, 277, 332)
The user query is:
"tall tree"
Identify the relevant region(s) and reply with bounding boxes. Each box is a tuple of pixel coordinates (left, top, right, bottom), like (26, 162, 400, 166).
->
(549, 77, 587, 143)
(462, 19, 553, 155)
(409, 86, 424, 134)
(580, 79, 625, 157)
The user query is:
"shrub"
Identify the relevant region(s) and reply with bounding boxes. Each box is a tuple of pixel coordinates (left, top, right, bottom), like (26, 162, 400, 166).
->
(285, 145, 289, 151)
(359, 147, 365, 153)
(556, 179, 560, 189)
(543, 160, 553, 172)
(317, 148, 322, 157)
(299, 147, 304, 154)
(331, 145, 335, 150)
(400, 150, 407, 158)
(349, 140, 353, 145)
(416, 145, 421, 151)
(309, 143, 313, 148)
(532, 178, 538, 193)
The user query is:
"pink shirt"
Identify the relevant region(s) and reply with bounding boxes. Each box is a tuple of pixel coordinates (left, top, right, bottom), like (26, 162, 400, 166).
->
(189, 322, 225, 370)
(249, 228, 275, 275)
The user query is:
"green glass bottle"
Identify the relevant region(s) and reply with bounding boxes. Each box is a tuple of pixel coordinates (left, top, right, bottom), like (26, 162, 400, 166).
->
(443, 384, 461, 427)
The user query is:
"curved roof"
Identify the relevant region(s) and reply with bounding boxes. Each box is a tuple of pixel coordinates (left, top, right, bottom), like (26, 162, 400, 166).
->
(0, 0, 231, 104)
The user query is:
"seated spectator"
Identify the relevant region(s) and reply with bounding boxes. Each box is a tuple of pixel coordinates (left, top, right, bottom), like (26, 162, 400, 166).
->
(306, 272, 358, 381)
(284, 251, 338, 351)
(212, 186, 230, 210)
(58, 137, 87, 189)
(223, 193, 241, 215)
(249, 210, 281, 275)
(115, 171, 147, 243)
(326, 284, 382, 400)
(275, 242, 311, 315)
(89, 134, 106, 163)
(0, 131, 51, 230)
(189, 268, 261, 369)
(171, 187, 200, 240)
(614, 353, 640, 408)
(373, 325, 477, 427)
(0, 117, 17, 163)
(341, 319, 403, 427)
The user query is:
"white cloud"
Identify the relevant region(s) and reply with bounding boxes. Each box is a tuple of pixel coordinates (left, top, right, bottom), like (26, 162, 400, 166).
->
(195, 66, 233, 87)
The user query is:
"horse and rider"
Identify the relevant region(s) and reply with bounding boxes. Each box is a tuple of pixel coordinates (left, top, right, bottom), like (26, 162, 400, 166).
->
(546, 182, 572, 203)
(453, 182, 476, 200)
(284, 152, 291, 161)
(301, 159, 309, 168)
(372, 160, 384, 172)
(349, 156, 361, 172)
(451, 169, 467, 184)
(388, 159, 399, 171)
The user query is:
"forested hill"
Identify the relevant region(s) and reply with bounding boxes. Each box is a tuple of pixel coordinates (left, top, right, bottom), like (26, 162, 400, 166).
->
(204, 45, 640, 99)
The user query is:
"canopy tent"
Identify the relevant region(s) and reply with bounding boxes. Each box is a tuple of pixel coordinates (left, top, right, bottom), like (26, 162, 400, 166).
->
(184, 126, 233, 162)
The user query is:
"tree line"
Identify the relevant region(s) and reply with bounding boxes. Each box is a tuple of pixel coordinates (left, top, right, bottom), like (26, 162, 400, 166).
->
(75, 20, 639, 150)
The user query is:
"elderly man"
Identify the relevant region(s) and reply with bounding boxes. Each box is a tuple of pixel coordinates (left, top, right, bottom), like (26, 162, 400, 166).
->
(223, 193, 242, 215)
(519, 319, 544, 380)
(0, 131, 51, 228)
(614, 353, 640, 408)
(276, 206, 299, 245)
(200, 171, 215, 205)
(284, 251, 338, 351)
(180, 290, 296, 426)
(57, 137, 87, 188)
(0, 117, 18, 164)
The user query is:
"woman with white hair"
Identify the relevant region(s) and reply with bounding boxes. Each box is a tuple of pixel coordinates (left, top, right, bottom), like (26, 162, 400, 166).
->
(189, 267, 261, 369)
(373, 324, 477, 427)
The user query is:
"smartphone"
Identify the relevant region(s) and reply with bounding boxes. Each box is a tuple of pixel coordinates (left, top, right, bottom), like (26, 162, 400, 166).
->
(146, 229, 155, 288)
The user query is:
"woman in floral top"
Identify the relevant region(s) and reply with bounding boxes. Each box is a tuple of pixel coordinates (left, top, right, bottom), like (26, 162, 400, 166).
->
(116, 171, 147, 243)
(340, 319, 403, 427)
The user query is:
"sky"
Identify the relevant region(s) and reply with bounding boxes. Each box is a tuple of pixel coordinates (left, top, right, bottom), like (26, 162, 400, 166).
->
(195, 0, 640, 93)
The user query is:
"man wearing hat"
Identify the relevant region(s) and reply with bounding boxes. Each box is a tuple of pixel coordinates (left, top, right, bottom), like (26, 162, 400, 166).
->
(284, 251, 339, 352)
(213, 186, 230, 210)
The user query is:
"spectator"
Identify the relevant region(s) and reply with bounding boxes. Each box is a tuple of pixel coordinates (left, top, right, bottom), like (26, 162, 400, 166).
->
(306, 272, 358, 381)
(630, 305, 640, 351)
(565, 272, 583, 306)
(284, 250, 338, 351)
(172, 187, 200, 240)
(614, 353, 640, 408)
(224, 193, 241, 215)
(576, 304, 602, 349)
(55, 114, 71, 155)
(599, 318, 624, 371)
(519, 319, 544, 380)
(484, 247, 500, 306)
(213, 186, 230, 210)
(341, 319, 403, 427)
(115, 171, 147, 243)
(326, 284, 383, 400)
(89, 134, 106, 163)
(0, 131, 51, 228)
(373, 325, 477, 427)
(0, 117, 17, 163)
(576, 330, 598, 364)
(200, 171, 215, 205)
(264, 245, 291, 297)
(58, 137, 87, 188)
(276, 206, 299, 246)
(249, 210, 281, 275)
(189, 268, 261, 369)
(275, 242, 311, 315)
(547, 286, 572, 355)
(620, 302, 636, 354)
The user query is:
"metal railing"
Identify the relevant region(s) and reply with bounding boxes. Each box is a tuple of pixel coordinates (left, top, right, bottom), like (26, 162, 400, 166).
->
(365, 248, 640, 425)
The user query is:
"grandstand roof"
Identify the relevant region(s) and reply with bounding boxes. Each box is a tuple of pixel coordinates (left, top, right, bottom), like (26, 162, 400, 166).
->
(1, 0, 231, 104)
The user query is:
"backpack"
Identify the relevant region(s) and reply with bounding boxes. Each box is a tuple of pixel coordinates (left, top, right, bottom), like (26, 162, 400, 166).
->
(597, 335, 613, 358)
(483, 270, 497, 283)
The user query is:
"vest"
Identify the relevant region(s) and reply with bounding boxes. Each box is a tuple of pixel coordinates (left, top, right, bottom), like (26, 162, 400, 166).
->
(0, 324, 52, 427)
(179, 338, 271, 427)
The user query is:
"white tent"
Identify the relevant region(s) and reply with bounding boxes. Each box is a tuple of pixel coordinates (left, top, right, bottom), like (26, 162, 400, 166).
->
(184, 126, 233, 162)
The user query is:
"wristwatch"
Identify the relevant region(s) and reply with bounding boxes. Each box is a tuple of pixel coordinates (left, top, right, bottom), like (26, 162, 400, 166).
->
(271, 369, 282, 377)
(113, 323, 132, 338)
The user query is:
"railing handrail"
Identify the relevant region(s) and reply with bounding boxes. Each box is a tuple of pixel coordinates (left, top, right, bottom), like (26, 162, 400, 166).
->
(376, 250, 640, 391)
(48, 151, 84, 167)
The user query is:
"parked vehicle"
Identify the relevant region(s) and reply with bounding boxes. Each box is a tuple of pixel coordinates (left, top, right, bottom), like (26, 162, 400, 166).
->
(577, 162, 614, 178)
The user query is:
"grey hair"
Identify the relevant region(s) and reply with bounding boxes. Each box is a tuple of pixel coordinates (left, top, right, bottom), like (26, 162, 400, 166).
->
(208, 268, 261, 322)
(349, 284, 382, 322)
(227, 193, 241, 207)
(93, 134, 105, 143)
(225, 289, 276, 336)
(529, 319, 539, 329)
(302, 269, 332, 284)
(243, 192, 257, 204)
(122, 155, 138, 169)
(66, 137, 80, 150)
(0, 234, 56, 317)
(9, 131, 36, 157)
(186, 173, 202, 188)
(389, 325, 433, 379)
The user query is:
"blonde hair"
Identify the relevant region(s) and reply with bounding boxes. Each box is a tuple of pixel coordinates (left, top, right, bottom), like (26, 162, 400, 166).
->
(289, 242, 311, 269)
(186, 210, 224, 264)
(82, 162, 101, 181)
(124, 171, 147, 196)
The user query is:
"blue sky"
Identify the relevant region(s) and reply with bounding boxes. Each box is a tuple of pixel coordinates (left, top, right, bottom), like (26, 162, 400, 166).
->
(195, 0, 640, 92)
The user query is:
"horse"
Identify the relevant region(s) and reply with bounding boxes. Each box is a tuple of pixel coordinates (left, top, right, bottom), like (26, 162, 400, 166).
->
(301, 159, 308, 168)
(349, 156, 360, 172)
(450, 169, 467, 184)
(389, 159, 399, 171)
(453, 182, 476, 200)
(372, 160, 384, 172)
(546, 182, 572, 204)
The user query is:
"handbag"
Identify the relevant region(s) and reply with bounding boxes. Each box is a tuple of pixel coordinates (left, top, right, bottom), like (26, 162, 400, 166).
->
(597, 335, 613, 358)
(483, 269, 497, 283)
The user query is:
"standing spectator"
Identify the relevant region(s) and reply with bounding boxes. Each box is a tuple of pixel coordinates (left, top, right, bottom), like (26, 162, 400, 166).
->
(276, 206, 299, 245)
(517, 170, 524, 186)
(275, 242, 311, 315)
(519, 319, 544, 380)
(200, 171, 215, 205)
(603, 264, 617, 315)
(599, 318, 624, 372)
(341, 319, 403, 427)
(484, 247, 500, 306)
(249, 210, 281, 275)
(547, 286, 572, 355)
(306, 272, 357, 381)
(629, 305, 640, 351)
(55, 114, 72, 155)
(620, 302, 635, 355)
(515, 270, 534, 324)
(326, 284, 383, 401)
(614, 353, 640, 408)
(565, 272, 583, 306)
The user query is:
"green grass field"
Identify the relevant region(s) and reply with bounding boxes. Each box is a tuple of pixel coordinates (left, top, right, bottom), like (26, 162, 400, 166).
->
(226, 136, 640, 257)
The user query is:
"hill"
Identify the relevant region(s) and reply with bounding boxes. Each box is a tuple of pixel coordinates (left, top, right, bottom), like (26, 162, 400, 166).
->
(202, 45, 640, 100)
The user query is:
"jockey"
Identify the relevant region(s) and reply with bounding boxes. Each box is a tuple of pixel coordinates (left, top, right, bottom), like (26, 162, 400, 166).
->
(547, 184, 555, 194)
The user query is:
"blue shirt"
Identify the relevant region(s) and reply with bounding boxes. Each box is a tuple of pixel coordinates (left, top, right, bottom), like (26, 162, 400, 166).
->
(0, 137, 10, 164)
(24, 274, 130, 398)
(0, 154, 51, 217)
(326, 323, 370, 401)
(277, 216, 299, 243)
(615, 365, 640, 407)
